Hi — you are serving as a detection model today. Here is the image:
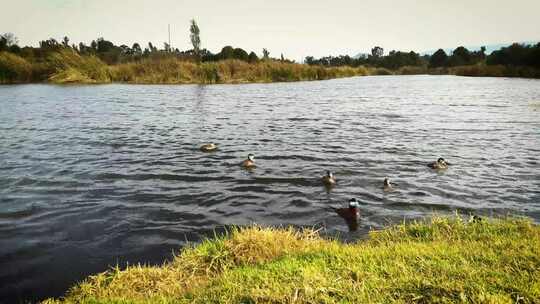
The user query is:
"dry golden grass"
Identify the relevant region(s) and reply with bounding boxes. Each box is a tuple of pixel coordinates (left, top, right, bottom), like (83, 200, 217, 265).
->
(0, 51, 33, 83)
(108, 58, 369, 84)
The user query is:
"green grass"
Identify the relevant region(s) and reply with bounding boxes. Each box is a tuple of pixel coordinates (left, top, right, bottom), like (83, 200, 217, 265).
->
(44, 216, 540, 304)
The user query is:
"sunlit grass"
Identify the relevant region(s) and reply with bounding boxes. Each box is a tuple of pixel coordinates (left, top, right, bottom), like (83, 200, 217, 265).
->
(44, 216, 540, 303)
(108, 58, 369, 84)
(46, 49, 111, 83)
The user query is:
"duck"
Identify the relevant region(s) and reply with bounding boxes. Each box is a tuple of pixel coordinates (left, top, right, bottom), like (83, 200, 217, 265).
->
(427, 157, 449, 170)
(200, 143, 217, 152)
(383, 177, 394, 191)
(241, 154, 256, 168)
(333, 198, 361, 231)
(321, 170, 336, 186)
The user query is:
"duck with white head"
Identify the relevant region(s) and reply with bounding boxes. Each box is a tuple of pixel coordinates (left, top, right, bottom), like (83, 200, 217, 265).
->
(334, 198, 361, 231)
(242, 153, 256, 168)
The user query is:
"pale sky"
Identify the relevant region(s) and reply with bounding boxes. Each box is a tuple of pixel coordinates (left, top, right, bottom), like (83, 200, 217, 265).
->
(2, 0, 540, 61)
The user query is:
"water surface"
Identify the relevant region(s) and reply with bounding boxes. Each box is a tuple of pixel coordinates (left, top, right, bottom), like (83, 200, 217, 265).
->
(1, 75, 540, 302)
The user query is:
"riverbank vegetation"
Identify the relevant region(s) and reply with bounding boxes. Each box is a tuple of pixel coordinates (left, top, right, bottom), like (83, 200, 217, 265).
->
(1, 22, 539, 84)
(0, 29, 368, 84)
(43, 216, 540, 303)
(306, 43, 540, 78)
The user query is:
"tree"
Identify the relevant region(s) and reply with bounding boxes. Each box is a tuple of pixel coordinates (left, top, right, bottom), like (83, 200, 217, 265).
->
(248, 51, 259, 63)
(190, 19, 201, 57)
(119, 44, 131, 55)
(371, 46, 384, 58)
(233, 48, 248, 61)
(220, 46, 234, 59)
(262, 48, 270, 60)
(429, 49, 448, 68)
(40, 38, 60, 50)
(0, 36, 7, 52)
(148, 42, 157, 52)
(78, 42, 87, 54)
(90, 40, 98, 51)
(480, 46, 486, 54)
(132, 43, 142, 56)
(163, 42, 171, 52)
(449, 46, 471, 66)
(2, 33, 18, 47)
(62, 36, 70, 48)
(487, 43, 537, 67)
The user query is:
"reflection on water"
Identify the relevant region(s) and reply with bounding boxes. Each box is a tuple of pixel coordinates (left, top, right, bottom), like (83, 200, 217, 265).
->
(1, 75, 540, 302)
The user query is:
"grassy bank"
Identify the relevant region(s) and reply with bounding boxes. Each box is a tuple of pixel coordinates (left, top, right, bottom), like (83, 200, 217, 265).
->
(0, 49, 368, 84)
(44, 217, 540, 303)
(2, 49, 540, 84)
(109, 58, 368, 84)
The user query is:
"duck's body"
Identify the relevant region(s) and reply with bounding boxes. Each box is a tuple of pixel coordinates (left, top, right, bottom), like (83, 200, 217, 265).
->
(383, 178, 393, 191)
(428, 157, 449, 170)
(200, 143, 217, 152)
(334, 198, 361, 231)
(321, 171, 336, 186)
(242, 154, 256, 168)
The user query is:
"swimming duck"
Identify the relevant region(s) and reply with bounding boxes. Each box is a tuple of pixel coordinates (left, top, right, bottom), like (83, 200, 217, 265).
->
(428, 157, 449, 170)
(242, 154, 256, 168)
(383, 177, 393, 191)
(321, 170, 336, 186)
(200, 143, 217, 152)
(333, 198, 361, 231)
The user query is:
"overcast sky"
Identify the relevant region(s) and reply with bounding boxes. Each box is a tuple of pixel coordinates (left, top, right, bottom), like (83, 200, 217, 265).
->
(2, 0, 540, 61)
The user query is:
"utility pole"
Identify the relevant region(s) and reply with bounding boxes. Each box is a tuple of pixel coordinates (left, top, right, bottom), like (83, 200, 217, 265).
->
(168, 24, 171, 52)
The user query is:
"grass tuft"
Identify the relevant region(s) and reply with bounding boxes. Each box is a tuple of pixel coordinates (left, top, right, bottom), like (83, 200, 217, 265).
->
(46, 49, 111, 83)
(45, 217, 540, 303)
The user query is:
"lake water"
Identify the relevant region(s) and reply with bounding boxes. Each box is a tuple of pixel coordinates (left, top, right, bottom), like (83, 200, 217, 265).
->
(1, 75, 540, 302)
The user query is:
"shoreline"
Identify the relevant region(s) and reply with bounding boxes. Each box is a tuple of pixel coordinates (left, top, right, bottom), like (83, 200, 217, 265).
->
(3, 73, 540, 86)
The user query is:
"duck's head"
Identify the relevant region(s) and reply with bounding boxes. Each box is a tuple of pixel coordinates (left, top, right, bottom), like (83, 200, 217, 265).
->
(383, 178, 391, 187)
(348, 198, 360, 209)
(326, 170, 334, 178)
(247, 154, 255, 161)
(437, 157, 446, 164)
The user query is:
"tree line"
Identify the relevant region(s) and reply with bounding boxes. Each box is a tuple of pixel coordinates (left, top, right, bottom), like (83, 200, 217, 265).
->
(1, 18, 539, 70)
(0, 20, 295, 66)
(305, 43, 540, 70)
